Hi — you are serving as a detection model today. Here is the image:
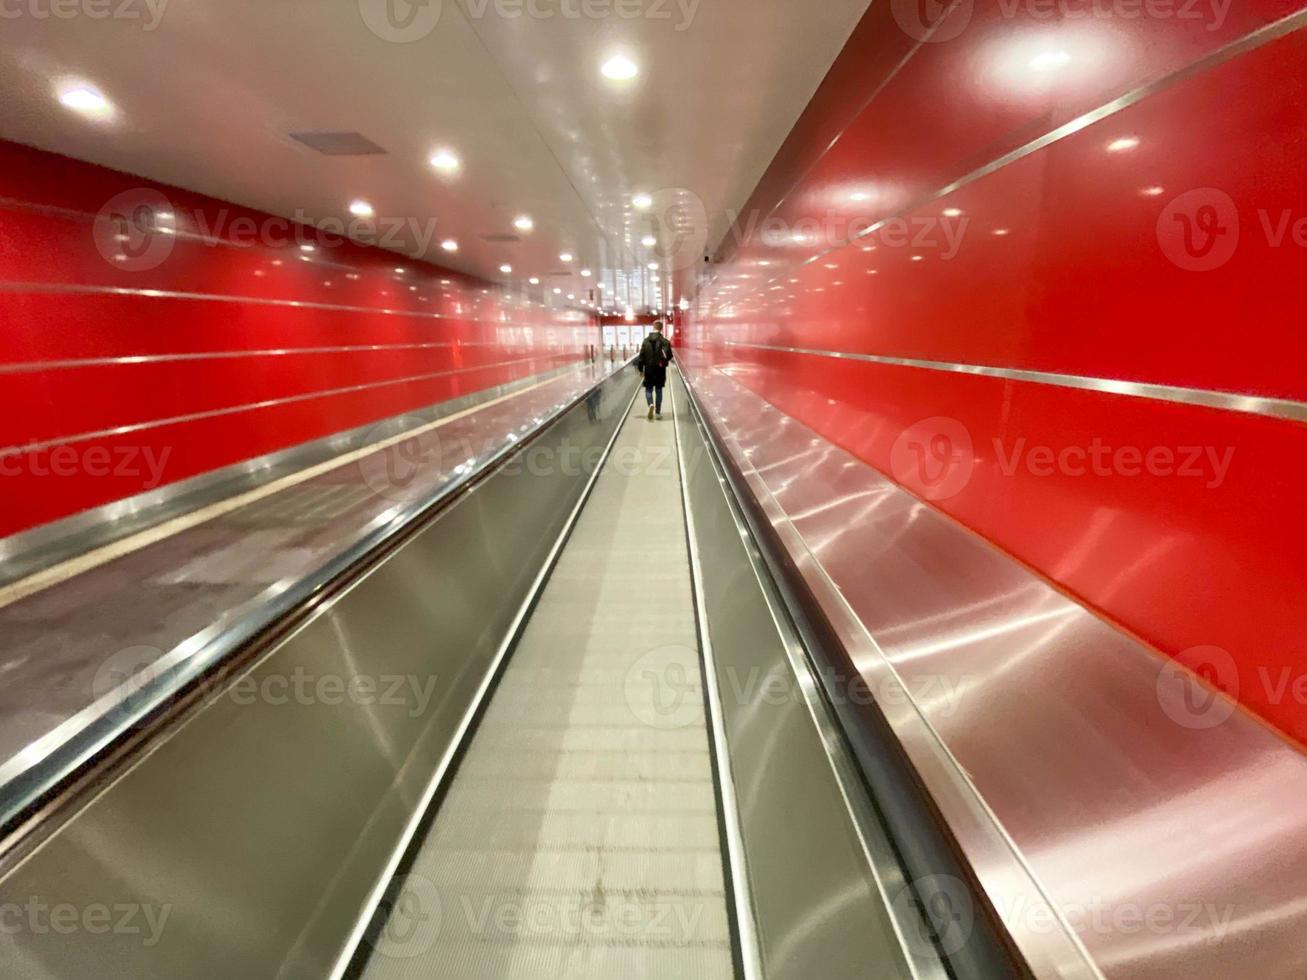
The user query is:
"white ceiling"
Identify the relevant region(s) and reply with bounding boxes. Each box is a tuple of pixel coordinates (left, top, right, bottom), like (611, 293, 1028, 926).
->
(0, 0, 867, 312)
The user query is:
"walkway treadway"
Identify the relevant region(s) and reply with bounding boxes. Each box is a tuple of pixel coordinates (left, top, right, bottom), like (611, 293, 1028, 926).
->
(360, 384, 735, 979)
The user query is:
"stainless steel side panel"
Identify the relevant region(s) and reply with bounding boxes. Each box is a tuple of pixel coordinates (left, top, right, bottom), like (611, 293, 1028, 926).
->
(0, 374, 636, 979)
(671, 375, 930, 980)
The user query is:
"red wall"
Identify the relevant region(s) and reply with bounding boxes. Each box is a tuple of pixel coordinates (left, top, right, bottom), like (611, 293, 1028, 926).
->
(686, 4, 1307, 741)
(0, 141, 596, 538)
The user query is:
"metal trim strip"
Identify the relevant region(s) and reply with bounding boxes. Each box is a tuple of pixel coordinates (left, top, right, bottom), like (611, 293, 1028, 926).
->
(0, 362, 581, 587)
(0, 354, 570, 457)
(0, 280, 581, 323)
(669, 373, 766, 980)
(0, 342, 503, 375)
(721, 341, 1307, 423)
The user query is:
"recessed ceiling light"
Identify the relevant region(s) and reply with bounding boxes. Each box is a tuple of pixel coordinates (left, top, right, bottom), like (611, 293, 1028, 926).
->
(641, 235, 657, 247)
(993, 228, 1010, 236)
(430, 149, 461, 173)
(499, 264, 513, 274)
(648, 262, 659, 270)
(553, 287, 562, 294)
(632, 193, 653, 210)
(580, 269, 592, 277)
(567, 293, 576, 300)
(300, 244, 316, 253)
(601, 55, 640, 81)
(1107, 136, 1140, 153)
(57, 83, 114, 120)
(911, 255, 924, 262)
(441, 239, 459, 252)
(942, 208, 963, 217)
(394, 267, 406, 274)
(850, 191, 873, 203)
(559, 252, 574, 262)
(1029, 49, 1072, 71)
(349, 200, 375, 218)
(1142, 186, 1165, 196)
(528, 277, 540, 285)
(513, 215, 534, 232)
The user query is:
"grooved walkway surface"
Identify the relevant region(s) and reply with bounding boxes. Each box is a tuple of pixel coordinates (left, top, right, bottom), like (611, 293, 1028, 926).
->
(361, 390, 734, 979)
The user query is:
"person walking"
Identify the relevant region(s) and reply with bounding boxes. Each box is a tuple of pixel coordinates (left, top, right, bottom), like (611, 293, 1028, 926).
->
(637, 321, 673, 420)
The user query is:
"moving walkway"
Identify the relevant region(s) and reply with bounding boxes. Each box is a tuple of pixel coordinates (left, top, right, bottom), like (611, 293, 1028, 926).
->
(0, 366, 1024, 979)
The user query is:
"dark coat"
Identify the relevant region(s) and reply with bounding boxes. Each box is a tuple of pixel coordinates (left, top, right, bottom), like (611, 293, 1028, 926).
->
(638, 333, 673, 387)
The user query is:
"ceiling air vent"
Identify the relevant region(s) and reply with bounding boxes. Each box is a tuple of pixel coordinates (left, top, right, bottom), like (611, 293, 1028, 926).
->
(289, 132, 387, 156)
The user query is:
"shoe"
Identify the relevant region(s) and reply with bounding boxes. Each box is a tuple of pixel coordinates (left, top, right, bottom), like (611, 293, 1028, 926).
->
(655, 413, 663, 421)
(647, 405, 655, 420)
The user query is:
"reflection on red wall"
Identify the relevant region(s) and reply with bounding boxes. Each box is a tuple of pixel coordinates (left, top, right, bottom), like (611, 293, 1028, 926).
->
(0, 140, 596, 538)
(685, 4, 1307, 740)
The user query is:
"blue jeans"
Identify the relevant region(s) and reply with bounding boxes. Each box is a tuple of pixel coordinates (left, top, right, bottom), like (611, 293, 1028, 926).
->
(644, 385, 664, 413)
